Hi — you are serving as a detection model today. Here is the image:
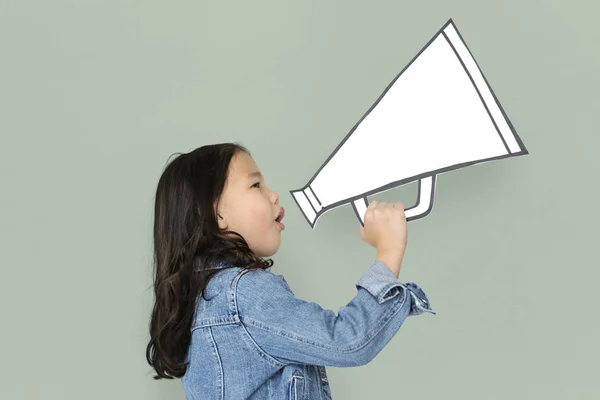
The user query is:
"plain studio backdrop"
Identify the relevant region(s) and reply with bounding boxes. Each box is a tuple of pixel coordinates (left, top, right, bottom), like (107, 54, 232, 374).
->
(1, 1, 598, 399)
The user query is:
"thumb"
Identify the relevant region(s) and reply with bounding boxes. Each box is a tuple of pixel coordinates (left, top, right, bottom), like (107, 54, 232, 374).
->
(359, 223, 365, 240)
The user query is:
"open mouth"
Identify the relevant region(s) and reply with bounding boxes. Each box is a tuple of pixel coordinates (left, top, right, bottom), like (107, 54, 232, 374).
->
(275, 208, 285, 222)
(275, 207, 285, 229)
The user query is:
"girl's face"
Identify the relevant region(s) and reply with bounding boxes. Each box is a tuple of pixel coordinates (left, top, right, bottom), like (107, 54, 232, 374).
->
(215, 151, 284, 257)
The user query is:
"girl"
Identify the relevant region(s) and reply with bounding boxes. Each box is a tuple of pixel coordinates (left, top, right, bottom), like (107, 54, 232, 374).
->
(146, 142, 435, 399)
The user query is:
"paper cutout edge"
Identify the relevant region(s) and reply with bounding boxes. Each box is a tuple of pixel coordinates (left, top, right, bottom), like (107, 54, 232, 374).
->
(290, 18, 529, 229)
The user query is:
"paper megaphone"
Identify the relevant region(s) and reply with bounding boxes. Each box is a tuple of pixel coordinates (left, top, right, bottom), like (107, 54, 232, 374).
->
(290, 19, 528, 228)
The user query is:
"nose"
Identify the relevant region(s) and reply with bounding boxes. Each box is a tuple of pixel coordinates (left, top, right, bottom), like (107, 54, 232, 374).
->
(271, 190, 279, 204)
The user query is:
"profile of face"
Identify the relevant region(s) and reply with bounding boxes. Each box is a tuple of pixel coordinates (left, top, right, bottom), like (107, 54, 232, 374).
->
(215, 151, 285, 257)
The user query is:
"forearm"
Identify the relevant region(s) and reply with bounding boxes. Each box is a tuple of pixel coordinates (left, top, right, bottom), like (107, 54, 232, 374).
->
(375, 249, 405, 278)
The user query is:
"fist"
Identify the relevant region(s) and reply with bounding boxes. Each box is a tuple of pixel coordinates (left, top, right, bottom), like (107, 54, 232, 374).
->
(359, 200, 408, 254)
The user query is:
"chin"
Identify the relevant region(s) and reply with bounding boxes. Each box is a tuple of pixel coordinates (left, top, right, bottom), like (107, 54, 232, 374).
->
(255, 243, 281, 258)
(258, 249, 279, 258)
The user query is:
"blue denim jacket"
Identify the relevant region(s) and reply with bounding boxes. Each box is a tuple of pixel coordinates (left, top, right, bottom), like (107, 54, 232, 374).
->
(183, 259, 435, 399)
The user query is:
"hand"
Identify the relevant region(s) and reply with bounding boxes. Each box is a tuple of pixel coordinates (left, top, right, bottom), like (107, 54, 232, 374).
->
(359, 201, 407, 276)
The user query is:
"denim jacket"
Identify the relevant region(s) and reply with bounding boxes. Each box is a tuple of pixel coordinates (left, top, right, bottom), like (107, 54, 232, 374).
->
(182, 259, 435, 399)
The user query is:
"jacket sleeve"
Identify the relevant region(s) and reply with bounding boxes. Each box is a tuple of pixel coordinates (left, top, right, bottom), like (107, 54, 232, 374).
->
(233, 260, 435, 367)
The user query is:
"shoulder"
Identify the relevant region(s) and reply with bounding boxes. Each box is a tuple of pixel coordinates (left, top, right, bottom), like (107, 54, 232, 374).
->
(206, 264, 291, 294)
(233, 267, 294, 311)
(235, 267, 291, 292)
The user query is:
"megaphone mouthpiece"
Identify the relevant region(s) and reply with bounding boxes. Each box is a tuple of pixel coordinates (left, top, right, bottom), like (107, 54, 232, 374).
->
(290, 186, 322, 228)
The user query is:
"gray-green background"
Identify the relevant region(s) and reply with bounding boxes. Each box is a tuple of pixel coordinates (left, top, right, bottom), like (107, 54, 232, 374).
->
(2, 1, 598, 399)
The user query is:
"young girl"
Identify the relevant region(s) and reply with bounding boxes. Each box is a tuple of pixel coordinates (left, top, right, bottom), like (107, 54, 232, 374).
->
(146, 142, 435, 399)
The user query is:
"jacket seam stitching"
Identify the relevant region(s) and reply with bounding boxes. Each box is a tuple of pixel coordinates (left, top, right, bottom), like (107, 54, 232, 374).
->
(207, 326, 224, 400)
(231, 268, 288, 368)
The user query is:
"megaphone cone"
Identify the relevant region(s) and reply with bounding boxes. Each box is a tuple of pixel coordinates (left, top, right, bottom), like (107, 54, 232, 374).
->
(291, 19, 528, 228)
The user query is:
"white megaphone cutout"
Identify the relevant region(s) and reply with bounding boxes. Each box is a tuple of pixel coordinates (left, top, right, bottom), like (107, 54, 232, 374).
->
(290, 19, 528, 228)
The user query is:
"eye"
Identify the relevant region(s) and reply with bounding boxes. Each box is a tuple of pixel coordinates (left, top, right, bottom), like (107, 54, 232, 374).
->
(251, 182, 261, 188)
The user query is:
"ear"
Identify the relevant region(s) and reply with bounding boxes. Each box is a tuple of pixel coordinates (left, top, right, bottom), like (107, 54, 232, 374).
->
(217, 212, 228, 230)
(215, 204, 228, 230)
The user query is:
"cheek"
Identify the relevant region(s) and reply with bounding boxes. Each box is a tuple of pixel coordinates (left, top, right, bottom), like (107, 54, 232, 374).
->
(237, 201, 271, 230)
(255, 201, 274, 228)
(233, 195, 273, 232)
(259, 204, 273, 225)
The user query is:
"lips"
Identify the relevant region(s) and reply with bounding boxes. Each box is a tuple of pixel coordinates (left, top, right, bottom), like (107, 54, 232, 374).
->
(275, 207, 285, 222)
(275, 207, 285, 230)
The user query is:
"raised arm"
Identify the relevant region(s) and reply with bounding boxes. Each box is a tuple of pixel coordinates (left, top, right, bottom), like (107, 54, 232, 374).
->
(233, 260, 435, 367)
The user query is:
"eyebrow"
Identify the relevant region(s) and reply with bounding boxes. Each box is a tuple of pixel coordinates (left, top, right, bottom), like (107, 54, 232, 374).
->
(248, 171, 263, 180)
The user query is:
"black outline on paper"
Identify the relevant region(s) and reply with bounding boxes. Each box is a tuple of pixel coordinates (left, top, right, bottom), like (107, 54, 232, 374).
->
(351, 175, 437, 227)
(290, 18, 529, 229)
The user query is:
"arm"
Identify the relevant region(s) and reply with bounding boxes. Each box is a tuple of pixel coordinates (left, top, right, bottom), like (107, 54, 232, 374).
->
(233, 260, 435, 367)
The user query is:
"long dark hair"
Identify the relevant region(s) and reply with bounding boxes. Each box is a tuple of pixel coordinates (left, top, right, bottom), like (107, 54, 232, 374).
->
(146, 142, 273, 380)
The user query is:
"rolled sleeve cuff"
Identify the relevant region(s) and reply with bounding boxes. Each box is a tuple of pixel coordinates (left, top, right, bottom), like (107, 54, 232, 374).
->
(356, 261, 436, 315)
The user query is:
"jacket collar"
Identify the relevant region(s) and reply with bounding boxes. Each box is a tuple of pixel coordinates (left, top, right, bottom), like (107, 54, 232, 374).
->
(194, 256, 231, 271)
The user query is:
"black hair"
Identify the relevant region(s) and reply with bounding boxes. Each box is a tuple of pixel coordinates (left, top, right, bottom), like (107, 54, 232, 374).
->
(145, 142, 272, 379)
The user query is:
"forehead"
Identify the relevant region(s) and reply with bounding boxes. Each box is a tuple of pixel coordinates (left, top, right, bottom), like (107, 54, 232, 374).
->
(227, 151, 260, 180)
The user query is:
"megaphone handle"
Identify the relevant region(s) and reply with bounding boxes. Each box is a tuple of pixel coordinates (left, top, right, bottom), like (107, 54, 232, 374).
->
(352, 197, 369, 227)
(405, 175, 436, 221)
(351, 175, 437, 226)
